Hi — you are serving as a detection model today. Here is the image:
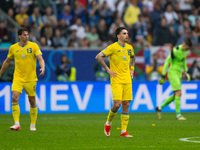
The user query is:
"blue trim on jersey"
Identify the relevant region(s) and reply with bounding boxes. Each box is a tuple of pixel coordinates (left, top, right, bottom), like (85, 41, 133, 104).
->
(101, 51, 106, 56)
(18, 42, 28, 47)
(121, 112, 129, 115)
(12, 103, 19, 106)
(111, 108, 117, 113)
(31, 106, 37, 108)
(117, 42, 126, 48)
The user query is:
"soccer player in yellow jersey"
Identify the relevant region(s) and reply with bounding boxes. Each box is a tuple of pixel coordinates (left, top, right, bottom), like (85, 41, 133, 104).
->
(0, 28, 45, 131)
(95, 27, 135, 137)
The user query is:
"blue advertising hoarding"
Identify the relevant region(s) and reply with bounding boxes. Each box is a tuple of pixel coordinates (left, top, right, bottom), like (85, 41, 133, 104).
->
(0, 81, 199, 114)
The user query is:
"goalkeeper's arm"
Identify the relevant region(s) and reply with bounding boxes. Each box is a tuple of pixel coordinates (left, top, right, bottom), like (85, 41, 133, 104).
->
(183, 58, 191, 82)
(159, 55, 172, 84)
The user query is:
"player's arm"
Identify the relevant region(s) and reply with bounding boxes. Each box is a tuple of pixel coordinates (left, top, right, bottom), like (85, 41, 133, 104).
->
(37, 55, 45, 76)
(159, 55, 172, 84)
(95, 52, 117, 78)
(0, 57, 12, 77)
(130, 55, 135, 79)
(183, 58, 191, 82)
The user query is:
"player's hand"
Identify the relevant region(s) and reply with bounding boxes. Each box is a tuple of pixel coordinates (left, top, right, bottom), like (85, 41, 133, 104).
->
(186, 72, 191, 82)
(159, 75, 166, 85)
(130, 69, 134, 79)
(39, 67, 45, 76)
(107, 69, 117, 78)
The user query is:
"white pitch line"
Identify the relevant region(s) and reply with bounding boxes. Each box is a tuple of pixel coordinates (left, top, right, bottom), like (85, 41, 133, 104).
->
(179, 137, 200, 143)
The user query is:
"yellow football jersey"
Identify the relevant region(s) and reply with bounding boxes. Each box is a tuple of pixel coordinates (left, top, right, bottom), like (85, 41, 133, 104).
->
(7, 41, 42, 82)
(101, 42, 134, 83)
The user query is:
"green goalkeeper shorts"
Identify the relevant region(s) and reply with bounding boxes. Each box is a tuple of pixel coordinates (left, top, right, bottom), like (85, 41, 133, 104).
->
(168, 71, 182, 91)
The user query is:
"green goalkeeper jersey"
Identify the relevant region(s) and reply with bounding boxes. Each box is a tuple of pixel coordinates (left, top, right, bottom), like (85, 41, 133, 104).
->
(162, 45, 189, 77)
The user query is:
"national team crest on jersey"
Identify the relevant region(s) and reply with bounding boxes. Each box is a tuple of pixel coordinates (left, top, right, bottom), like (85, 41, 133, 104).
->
(123, 55, 126, 60)
(122, 50, 126, 53)
(22, 54, 25, 59)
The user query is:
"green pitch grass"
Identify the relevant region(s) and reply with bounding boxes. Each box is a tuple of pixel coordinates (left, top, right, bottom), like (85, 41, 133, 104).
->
(0, 113, 200, 150)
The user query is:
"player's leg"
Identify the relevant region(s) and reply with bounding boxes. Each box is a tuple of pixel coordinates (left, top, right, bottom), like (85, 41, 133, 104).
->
(104, 83, 122, 136)
(10, 91, 21, 130)
(106, 100, 121, 125)
(10, 81, 23, 130)
(174, 90, 186, 120)
(29, 96, 37, 130)
(156, 73, 178, 119)
(24, 81, 38, 131)
(120, 83, 133, 137)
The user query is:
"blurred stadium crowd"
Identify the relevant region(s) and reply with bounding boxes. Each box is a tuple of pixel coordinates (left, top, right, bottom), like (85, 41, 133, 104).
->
(1, 0, 200, 48)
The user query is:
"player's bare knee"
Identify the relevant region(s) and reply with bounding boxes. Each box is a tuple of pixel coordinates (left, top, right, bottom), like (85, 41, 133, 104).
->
(12, 95, 19, 103)
(29, 97, 36, 107)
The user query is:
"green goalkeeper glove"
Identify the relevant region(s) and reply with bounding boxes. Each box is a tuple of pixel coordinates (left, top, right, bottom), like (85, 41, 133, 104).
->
(159, 75, 166, 85)
(186, 72, 191, 82)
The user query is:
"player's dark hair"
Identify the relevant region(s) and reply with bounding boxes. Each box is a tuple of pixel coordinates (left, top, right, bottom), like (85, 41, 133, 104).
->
(115, 27, 128, 38)
(184, 39, 192, 48)
(18, 28, 28, 35)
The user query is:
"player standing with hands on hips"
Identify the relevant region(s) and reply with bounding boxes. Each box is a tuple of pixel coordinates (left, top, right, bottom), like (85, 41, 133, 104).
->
(95, 27, 135, 137)
(0, 28, 45, 131)
(156, 39, 192, 120)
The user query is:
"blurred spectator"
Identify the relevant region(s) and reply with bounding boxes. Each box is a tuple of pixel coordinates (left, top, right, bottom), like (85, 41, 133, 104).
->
(29, 22, 40, 40)
(37, 0, 51, 14)
(86, 26, 100, 48)
(53, 28, 68, 48)
(58, 19, 69, 38)
(117, 0, 130, 18)
(109, 17, 124, 36)
(176, 30, 197, 45)
(99, 1, 112, 26)
(21, 18, 30, 30)
(0, 0, 13, 13)
(88, 0, 100, 27)
(94, 56, 110, 81)
(193, 18, 200, 44)
(70, 18, 86, 39)
(80, 37, 89, 47)
(164, 4, 178, 25)
(41, 23, 54, 47)
(150, 3, 164, 32)
(7, 8, 16, 44)
(169, 26, 178, 46)
(97, 19, 108, 46)
(67, 27, 79, 47)
(43, 7, 58, 27)
(135, 15, 148, 44)
(188, 60, 200, 80)
(13, 0, 29, 13)
(29, 7, 44, 30)
(193, 0, 200, 9)
(188, 8, 200, 27)
(146, 53, 162, 81)
(179, 0, 193, 14)
(142, 0, 154, 12)
(15, 6, 29, 26)
(0, 21, 9, 42)
(55, 55, 76, 81)
(73, 0, 86, 24)
(105, 0, 117, 12)
(123, 1, 141, 28)
(40, 36, 48, 47)
(152, 18, 171, 46)
(58, 4, 73, 26)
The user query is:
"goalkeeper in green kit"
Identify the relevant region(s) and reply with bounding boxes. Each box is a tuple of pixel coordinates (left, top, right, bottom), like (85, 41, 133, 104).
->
(156, 39, 192, 120)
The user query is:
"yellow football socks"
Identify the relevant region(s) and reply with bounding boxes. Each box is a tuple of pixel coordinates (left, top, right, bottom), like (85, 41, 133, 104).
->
(121, 113, 129, 131)
(107, 109, 117, 123)
(12, 103, 20, 124)
(30, 106, 38, 125)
